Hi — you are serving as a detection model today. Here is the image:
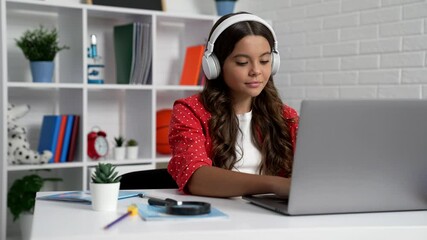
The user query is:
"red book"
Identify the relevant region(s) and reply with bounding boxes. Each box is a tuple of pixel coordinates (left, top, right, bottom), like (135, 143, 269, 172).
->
(179, 45, 205, 86)
(54, 115, 67, 163)
(67, 115, 80, 162)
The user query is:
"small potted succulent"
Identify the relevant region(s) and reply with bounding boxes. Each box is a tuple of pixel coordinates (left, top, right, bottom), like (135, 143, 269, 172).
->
(126, 139, 139, 160)
(113, 136, 126, 160)
(15, 25, 69, 83)
(215, 0, 238, 16)
(90, 162, 121, 211)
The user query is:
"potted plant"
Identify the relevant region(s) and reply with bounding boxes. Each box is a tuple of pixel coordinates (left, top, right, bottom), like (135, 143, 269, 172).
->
(215, 0, 238, 16)
(126, 139, 139, 160)
(90, 162, 121, 211)
(15, 25, 70, 83)
(7, 173, 62, 240)
(113, 136, 126, 160)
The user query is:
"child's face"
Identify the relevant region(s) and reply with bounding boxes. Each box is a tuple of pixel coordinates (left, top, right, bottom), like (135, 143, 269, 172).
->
(222, 35, 272, 104)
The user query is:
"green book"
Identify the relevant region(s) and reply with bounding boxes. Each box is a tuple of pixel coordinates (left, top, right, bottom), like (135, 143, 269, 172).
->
(114, 23, 134, 84)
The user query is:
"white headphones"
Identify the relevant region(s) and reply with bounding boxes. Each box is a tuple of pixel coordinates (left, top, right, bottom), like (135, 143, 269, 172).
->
(202, 13, 280, 80)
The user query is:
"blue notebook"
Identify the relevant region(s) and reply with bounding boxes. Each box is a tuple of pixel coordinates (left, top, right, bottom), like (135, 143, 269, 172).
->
(37, 191, 142, 204)
(38, 115, 62, 163)
(137, 203, 228, 221)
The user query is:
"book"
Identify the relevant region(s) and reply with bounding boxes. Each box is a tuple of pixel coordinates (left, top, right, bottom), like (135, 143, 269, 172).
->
(138, 23, 152, 85)
(53, 115, 68, 163)
(60, 115, 74, 163)
(92, 0, 164, 11)
(37, 191, 142, 204)
(67, 115, 80, 162)
(137, 203, 228, 221)
(129, 22, 138, 84)
(38, 115, 62, 163)
(114, 23, 134, 84)
(114, 22, 152, 85)
(179, 45, 205, 86)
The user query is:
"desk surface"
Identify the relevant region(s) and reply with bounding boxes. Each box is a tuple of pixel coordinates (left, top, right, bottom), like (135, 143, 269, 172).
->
(32, 189, 427, 240)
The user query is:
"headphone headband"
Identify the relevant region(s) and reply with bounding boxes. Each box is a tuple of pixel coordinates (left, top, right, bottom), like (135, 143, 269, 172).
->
(206, 13, 279, 57)
(202, 13, 281, 80)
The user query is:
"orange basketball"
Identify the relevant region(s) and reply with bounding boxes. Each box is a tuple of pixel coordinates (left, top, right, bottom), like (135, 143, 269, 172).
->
(156, 109, 173, 154)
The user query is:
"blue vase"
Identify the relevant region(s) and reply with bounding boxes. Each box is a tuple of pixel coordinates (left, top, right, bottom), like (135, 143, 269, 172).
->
(30, 61, 54, 83)
(216, 1, 236, 16)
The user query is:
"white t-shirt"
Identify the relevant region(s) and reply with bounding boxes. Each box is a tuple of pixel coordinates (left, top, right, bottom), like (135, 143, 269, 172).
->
(234, 111, 262, 174)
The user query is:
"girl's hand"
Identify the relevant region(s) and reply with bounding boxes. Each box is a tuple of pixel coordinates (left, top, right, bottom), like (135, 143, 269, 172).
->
(270, 177, 291, 198)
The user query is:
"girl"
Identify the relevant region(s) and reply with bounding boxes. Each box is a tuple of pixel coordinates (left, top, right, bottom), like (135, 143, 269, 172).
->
(167, 12, 298, 198)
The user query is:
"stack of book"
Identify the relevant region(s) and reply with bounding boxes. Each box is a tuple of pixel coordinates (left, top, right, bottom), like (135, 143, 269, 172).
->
(38, 115, 80, 163)
(114, 22, 152, 85)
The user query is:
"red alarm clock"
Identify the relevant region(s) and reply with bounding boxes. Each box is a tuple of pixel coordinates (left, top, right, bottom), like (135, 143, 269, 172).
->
(87, 127, 109, 160)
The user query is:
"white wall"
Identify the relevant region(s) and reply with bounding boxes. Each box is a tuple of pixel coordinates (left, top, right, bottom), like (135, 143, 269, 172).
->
(237, 0, 427, 111)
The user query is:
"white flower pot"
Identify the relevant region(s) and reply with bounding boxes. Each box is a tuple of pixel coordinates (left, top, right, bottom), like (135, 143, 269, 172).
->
(114, 147, 125, 160)
(126, 146, 138, 159)
(90, 182, 120, 211)
(19, 212, 33, 240)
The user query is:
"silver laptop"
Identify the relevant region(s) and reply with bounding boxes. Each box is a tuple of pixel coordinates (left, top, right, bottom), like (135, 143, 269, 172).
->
(244, 99, 427, 215)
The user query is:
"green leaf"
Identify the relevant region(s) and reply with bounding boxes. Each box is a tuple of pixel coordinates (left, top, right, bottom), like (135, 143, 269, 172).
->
(109, 166, 116, 175)
(114, 136, 125, 147)
(110, 172, 118, 180)
(126, 139, 138, 146)
(100, 163, 108, 174)
(93, 176, 103, 183)
(15, 25, 69, 61)
(113, 175, 122, 183)
(91, 162, 121, 183)
(7, 174, 62, 221)
(98, 172, 107, 181)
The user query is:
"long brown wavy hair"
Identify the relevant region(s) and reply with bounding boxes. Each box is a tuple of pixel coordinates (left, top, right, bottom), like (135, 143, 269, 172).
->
(200, 12, 294, 177)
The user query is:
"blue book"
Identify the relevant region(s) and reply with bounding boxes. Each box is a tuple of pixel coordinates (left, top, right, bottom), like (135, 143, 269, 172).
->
(38, 115, 61, 163)
(60, 115, 74, 162)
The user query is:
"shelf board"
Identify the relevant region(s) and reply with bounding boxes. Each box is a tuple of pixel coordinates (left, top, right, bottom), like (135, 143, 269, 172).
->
(86, 84, 152, 90)
(86, 158, 155, 166)
(155, 156, 171, 163)
(7, 82, 83, 89)
(7, 162, 85, 171)
(7, 0, 83, 9)
(155, 85, 203, 91)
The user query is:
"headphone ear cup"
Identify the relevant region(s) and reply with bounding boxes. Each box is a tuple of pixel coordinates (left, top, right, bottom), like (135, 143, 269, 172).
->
(271, 52, 280, 76)
(202, 53, 221, 80)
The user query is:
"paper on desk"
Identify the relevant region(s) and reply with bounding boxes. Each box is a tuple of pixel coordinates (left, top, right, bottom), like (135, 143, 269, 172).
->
(137, 203, 228, 221)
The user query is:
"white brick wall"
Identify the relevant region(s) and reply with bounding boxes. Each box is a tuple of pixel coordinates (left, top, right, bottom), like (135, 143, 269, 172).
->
(238, 0, 427, 111)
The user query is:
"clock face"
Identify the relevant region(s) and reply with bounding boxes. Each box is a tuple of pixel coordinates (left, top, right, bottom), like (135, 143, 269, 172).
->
(94, 137, 109, 156)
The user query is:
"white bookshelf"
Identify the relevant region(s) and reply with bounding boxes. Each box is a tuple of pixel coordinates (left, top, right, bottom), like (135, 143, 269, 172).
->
(0, 0, 216, 238)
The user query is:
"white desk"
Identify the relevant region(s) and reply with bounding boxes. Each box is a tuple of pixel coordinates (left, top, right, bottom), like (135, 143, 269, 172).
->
(32, 189, 427, 240)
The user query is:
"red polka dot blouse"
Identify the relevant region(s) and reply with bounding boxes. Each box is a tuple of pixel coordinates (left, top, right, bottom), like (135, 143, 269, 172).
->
(167, 94, 299, 192)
